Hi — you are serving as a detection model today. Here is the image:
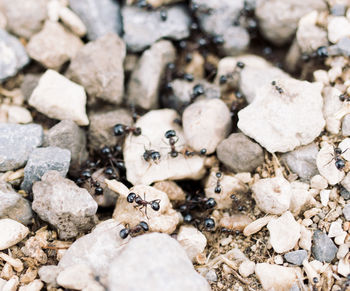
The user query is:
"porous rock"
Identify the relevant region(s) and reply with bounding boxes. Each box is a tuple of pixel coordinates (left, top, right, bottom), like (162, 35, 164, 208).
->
(0, 218, 29, 250)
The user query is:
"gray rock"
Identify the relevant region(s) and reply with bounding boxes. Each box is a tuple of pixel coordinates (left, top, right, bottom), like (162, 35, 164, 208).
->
(108, 233, 211, 291)
(343, 204, 350, 221)
(284, 250, 308, 266)
(21, 147, 71, 193)
(0, 29, 29, 82)
(67, 33, 125, 105)
(122, 5, 191, 52)
(20, 74, 41, 101)
(0, 181, 32, 225)
(281, 143, 319, 180)
(69, 0, 122, 40)
(331, 4, 346, 16)
(32, 171, 98, 239)
(43, 120, 88, 174)
(342, 114, 350, 135)
(340, 187, 350, 200)
(0, 123, 43, 171)
(216, 133, 264, 173)
(311, 230, 338, 263)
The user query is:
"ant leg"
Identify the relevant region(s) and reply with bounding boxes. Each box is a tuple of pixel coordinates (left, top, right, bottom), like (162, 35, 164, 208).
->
(324, 153, 335, 167)
(342, 148, 349, 154)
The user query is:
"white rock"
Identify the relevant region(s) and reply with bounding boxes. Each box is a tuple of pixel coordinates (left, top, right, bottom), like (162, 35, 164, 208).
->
(338, 257, 350, 277)
(274, 255, 284, 265)
(316, 143, 345, 185)
(18, 280, 44, 291)
(59, 6, 87, 37)
(337, 244, 349, 259)
(238, 79, 325, 153)
(328, 16, 350, 44)
(29, 70, 89, 126)
(182, 99, 231, 154)
(252, 176, 292, 215)
(0, 219, 29, 250)
(313, 70, 329, 85)
(243, 215, 276, 236)
(123, 109, 205, 185)
(335, 232, 347, 245)
(56, 264, 94, 289)
(310, 174, 328, 189)
(177, 225, 207, 262)
(238, 260, 255, 278)
(339, 138, 350, 161)
(267, 211, 301, 253)
(320, 189, 330, 207)
(2, 276, 19, 291)
(323, 86, 343, 134)
(0, 278, 6, 290)
(328, 219, 344, 238)
(7, 106, 32, 124)
(290, 181, 312, 215)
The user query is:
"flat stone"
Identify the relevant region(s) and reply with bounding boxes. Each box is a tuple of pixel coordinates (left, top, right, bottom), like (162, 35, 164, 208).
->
(6, 105, 32, 124)
(177, 225, 207, 262)
(328, 219, 344, 237)
(311, 230, 338, 263)
(18, 280, 44, 291)
(238, 260, 255, 278)
(343, 204, 350, 221)
(310, 174, 328, 189)
(284, 250, 308, 266)
(0, 218, 29, 250)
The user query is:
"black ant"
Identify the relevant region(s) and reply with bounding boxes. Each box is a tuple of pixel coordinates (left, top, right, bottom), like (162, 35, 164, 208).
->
(271, 80, 284, 94)
(218, 61, 245, 86)
(159, 8, 167, 21)
(119, 221, 149, 239)
(113, 123, 142, 137)
(214, 171, 223, 193)
(164, 129, 179, 158)
(339, 93, 350, 102)
(143, 149, 161, 164)
(127, 192, 161, 218)
(326, 147, 348, 170)
(182, 148, 207, 157)
(99, 145, 126, 178)
(178, 197, 217, 213)
(76, 166, 104, 196)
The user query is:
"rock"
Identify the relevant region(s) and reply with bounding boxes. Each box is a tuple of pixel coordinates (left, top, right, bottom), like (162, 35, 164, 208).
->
(284, 250, 308, 266)
(310, 174, 328, 189)
(38, 265, 60, 287)
(0, 218, 29, 250)
(108, 233, 211, 291)
(311, 230, 338, 263)
(6, 105, 32, 124)
(113, 185, 180, 234)
(252, 176, 292, 215)
(27, 21, 83, 69)
(0, 29, 29, 82)
(56, 264, 95, 290)
(340, 186, 350, 200)
(267, 211, 301, 253)
(243, 215, 275, 236)
(20, 74, 40, 101)
(183, 99, 231, 154)
(123, 109, 206, 185)
(216, 133, 264, 173)
(255, 263, 300, 291)
(328, 16, 350, 44)
(205, 269, 217, 282)
(0, 123, 43, 171)
(122, 5, 191, 52)
(18, 280, 44, 291)
(219, 214, 252, 232)
(323, 86, 343, 134)
(320, 189, 330, 207)
(153, 181, 186, 202)
(281, 143, 319, 180)
(255, 0, 327, 45)
(32, 171, 98, 239)
(29, 70, 89, 126)
(43, 120, 88, 174)
(67, 33, 126, 105)
(343, 204, 350, 221)
(0, 0, 47, 39)
(58, 6, 87, 37)
(342, 172, 350, 193)
(342, 114, 350, 136)
(177, 225, 207, 262)
(328, 219, 345, 238)
(69, 0, 122, 40)
(290, 181, 313, 215)
(0, 181, 32, 225)
(335, 37, 350, 57)
(239, 260, 255, 277)
(88, 109, 132, 151)
(299, 225, 312, 251)
(127, 40, 176, 110)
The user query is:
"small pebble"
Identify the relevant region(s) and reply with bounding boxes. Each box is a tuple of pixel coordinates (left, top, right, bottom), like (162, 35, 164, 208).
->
(310, 174, 328, 190)
(337, 244, 349, 259)
(284, 250, 308, 266)
(328, 219, 344, 238)
(205, 269, 217, 282)
(343, 204, 350, 221)
(56, 264, 95, 290)
(311, 230, 338, 263)
(0, 218, 29, 250)
(18, 279, 44, 291)
(238, 260, 255, 278)
(328, 16, 350, 44)
(177, 225, 207, 262)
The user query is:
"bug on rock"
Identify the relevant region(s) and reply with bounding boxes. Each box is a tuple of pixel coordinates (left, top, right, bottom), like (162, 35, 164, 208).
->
(119, 221, 149, 239)
(271, 80, 284, 94)
(113, 123, 142, 137)
(127, 192, 161, 218)
(143, 148, 161, 164)
(214, 171, 223, 193)
(326, 147, 348, 171)
(164, 129, 180, 158)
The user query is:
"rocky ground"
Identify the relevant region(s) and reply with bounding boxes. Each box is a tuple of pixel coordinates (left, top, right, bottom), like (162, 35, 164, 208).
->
(1, 0, 350, 290)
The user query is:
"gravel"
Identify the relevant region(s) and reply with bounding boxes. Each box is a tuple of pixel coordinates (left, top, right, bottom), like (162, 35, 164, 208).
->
(284, 250, 308, 266)
(311, 230, 338, 263)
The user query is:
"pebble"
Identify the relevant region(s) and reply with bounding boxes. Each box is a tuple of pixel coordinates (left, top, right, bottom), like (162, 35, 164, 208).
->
(122, 5, 191, 52)
(205, 269, 217, 282)
(0, 181, 32, 225)
(252, 176, 292, 215)
(238, 260, 255, 278)
(0, 218, 29, 250)
(335, 37, 350, 57)
(320, 189, 330, 207)
(337, 244, 349, 259)
(21, 147, 71, 193)
(328, 16, 350, 44)
(32, 171, 98, 239)
(127, 40, 176, 110)
(281, 143, 319, 180)
(243, 215, 275, 236)
(27, 21, 83, 69)
(342, 172, 350, 193)
(29, 70, 89, 126)
(58, 6, 87, 37)
(338, 257, 350, 277)
(267, 211, 301, 253)
(290, 181, 313, 215)
(216, 133, 264, 173)
(183, 99, 231, 154)
(6, 105, 32, 124)
(0, 29, 29, 82)
(310, 174, 328, 190)
(343, 204, 350, 221)
(177, 225, 207, 262)
(340, 186, 350, 200)
(18, 280, 43, 291)
(56, 264, 95, 290)
(38, 265, 59, 287)
(123, 109, 206, 185)
(68, 0, 122, 40)
(20, 74, 40, 101)
(311, 230, 338, 263)
(323, 86, 343, 134)
(153, 181, 186, 202)
(238, 79, 325, 153)
(328, 219, 345, 238)
(67, 33, 126, 105)
(342, 114, 350, 136)
(284, 250, 308, 266)
(108, 233, 211, 291)
(0, 123, 43, 171)
(3, 276, 19, 291)
(219, 214, 252, 232)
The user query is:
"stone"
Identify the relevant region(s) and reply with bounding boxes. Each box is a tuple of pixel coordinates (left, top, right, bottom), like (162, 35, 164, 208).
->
(267, 211, 301, 253)
(27, 21, 83, 69)
(281, 143, 319, 180)
(29, 70, 89, 126)
(238, 260, 255, 278)
(328, 16, 350, 44)
(183, 98, 231, 154)
(67, 33, 126, 105)
(216, 133, 264, 173)
(0, 123, 43, 171)
(311, 230, 338, 263)
(0, 218, 29, 250)
(335, 37, 350, 57)
(328, 219, 345, 238)
(320, 189, 330, 207)
(21, 147, 71, 193)
(252, 176, 292, 215)
(32, 171, 98, 239)
(177, 225, 207, 262)
(0, 0, 47, 39)
(108, 233, 211, 291)
(69, 0, 122, 40)
(340, 186, 350, 200)
(122, 5, 191, 52)
(342, 172, 350, 193)
(205, 269, 217, 282)
(58, 6, 87, 37)
(6, 105, 32, 124)
(20, 74, 40, 101)
(255, 0, 327, 45)
(343, 204, 350, 221)
(123, 109, 206, 185)
(337, 244, 349, 259)
(219, 214, 252, 232)
(127, 40, 176, 110)
(243, 215, 275, 236)
(310, 174, 328, 189)
(56, 264, 95, 290)
(290, 181, 313, 215)
(284, 250, 308, 266)
(323, 86, 343, 134)
(153, 181, 186, 202)
(342, 114, 350, 136)
(0, 181, 32, 225)
(18, 280, 43, 291)
(0, 29, 29, 82)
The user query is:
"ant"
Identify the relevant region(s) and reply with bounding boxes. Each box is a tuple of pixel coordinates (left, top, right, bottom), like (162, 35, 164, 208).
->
(182, 148, 207, 157)
(119, 221, 149, 239)
(113, 123, 142, 137)
(143, 148, 161, 164)
(339, 93, 350, 102)
(326, 147, 348, 170)
(218, 61, 245, 86)
(214, 171, 223, 193)
(178, 197, 217, 213)
(127, 192, 161, 218)
(271, 80, 284, 94)
(76, 166, 104, 196)
(164, 129, 179, 158)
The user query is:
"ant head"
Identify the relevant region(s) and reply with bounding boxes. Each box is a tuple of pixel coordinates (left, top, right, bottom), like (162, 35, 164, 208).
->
(205, 198, 216, 209)
(113, 124, 125, 136)
(236, 61, 245, 69)
(139, 221, 149, 231)
(170, 151, 178, 158)
(214, 186, 222, 194)
(151, 200, 160, 211)
(104, 167, 114, 177)
(183, 213, 193, 223)
(95, 187, 104, 196)
(200, 148, 207, 155)
(192, 84, 205, 97)
(183, 73, 194, 82)
(339, 94, 347, 102)
(134, 127, 142, 136)
(119, 228, 130, 239)
(100, 146, 111, 156)
(150, 151, 161, 162)
(127, 192, 136, 203)
(335, 147, 342, 155)
(215, 171, 222, 178)
(204, 217, 215, 229)
(335, 158, 346, 170)
(81, 169, 91, 179)
(271, 80, 276, 86)
(165, 129, 176, 139)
